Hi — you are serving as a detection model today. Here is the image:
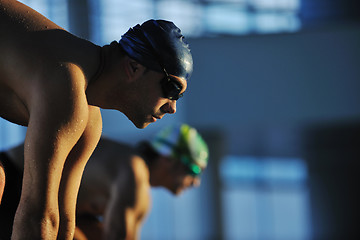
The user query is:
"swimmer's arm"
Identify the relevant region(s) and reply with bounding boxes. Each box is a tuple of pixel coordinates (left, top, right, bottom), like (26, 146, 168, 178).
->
(57, 105, 102, 239)
(12, 64, 90, 239)
(124, 182, 149, 240)
(73, 227, 88, 240)
(103, 176, 131, 240)
(104, 157, 150, 240)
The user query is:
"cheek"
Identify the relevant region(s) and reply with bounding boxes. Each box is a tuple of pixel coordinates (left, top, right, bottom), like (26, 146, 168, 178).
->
(182, 176, 192, 185)
(136, 90, 161, 112)
(152, 98, 168, 113)
(176, 173, 190, 185)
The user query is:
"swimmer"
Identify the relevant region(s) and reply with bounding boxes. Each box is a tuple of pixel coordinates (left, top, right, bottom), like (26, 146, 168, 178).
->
(0, 0, 193, 239)
(0, 124, 208, 240)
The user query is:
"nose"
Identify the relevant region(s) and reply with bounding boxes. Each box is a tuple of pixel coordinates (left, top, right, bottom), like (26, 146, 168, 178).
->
(192, 177, 201, 187)
(162, 100, 177, 114)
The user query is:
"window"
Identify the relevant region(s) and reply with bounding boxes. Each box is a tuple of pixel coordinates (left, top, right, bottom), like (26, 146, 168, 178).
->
(95, 0, 301, 44)
(220, 155, 311, 240)
(19, 0, 69, 30)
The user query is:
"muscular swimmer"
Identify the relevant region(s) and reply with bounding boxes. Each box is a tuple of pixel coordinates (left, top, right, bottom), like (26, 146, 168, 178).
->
(0, 124, 208, 240)
(0, 0, 193, 239)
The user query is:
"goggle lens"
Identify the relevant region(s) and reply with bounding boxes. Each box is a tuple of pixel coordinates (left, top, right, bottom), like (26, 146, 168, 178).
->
(181, 156, 202, 176)
(161, 76, 183, 100)
(160, 68, 184, 100)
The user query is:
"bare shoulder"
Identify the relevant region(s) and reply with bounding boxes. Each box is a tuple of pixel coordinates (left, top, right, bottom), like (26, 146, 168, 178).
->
(130, 155, 150, 184)
(0, 0, 62, 32)
(83, 139, 136, 184)
(129, 154, 151, 220)
(0, 0, 100, 126)
(0, 0, 99, 89)
(92, 143, 148, 185)
(28, 63, 89, 123)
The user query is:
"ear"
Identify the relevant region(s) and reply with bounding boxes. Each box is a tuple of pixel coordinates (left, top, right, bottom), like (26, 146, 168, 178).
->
(157, 156, 174, 169)
(129, 59, 138, 73)
(125, 58, 146, 80)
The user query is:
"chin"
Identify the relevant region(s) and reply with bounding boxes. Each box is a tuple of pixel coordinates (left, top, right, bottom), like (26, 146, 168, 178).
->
(173, 191, 183, 196)
(170, 188, 184, 196)
(128, 117, 151, 129)
(135, 122, 151, 129)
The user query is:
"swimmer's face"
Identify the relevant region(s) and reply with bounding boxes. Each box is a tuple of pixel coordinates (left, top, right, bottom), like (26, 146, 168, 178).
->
(165, 158, 203, 195)
(125, 68, 187, 129)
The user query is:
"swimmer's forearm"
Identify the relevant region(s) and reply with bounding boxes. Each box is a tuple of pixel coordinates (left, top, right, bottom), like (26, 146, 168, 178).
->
(12, 93, 90, 239)
(58, 106, 102, 240)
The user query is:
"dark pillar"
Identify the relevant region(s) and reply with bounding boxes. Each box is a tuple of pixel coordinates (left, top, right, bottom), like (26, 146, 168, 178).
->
(67, 0, 91, 39)
(304, 121, 360, 240)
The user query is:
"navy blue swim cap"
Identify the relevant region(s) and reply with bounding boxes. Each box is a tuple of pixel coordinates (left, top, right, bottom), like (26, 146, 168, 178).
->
(119, 19, 193, 81)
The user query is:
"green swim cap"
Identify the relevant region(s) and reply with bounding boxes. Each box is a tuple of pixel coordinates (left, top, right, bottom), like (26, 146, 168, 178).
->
(151, 124, 209, 176)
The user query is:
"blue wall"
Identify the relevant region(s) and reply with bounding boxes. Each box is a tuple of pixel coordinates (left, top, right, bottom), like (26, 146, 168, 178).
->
(184, 23, 360, 156)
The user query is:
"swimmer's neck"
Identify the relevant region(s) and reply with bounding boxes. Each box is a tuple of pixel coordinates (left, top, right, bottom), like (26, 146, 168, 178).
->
(85, 41, 128, 110)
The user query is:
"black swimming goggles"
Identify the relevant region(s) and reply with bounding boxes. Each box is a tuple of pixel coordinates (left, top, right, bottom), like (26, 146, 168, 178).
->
(160, 67, 184, 101)
(180, 155, 202, 177)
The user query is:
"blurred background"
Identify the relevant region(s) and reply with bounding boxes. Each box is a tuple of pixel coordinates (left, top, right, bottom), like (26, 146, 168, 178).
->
(1, 0, 360, 239)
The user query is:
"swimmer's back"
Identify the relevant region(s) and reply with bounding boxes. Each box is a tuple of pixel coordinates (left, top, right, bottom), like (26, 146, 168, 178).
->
(0, 0, 62, 33)
(0, 0, 101, 126)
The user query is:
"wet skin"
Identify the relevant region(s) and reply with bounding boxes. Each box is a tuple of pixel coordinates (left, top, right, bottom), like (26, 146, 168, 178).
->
(1, 137, 202, 240)
(0, 0, 186, 239)
(74, 138, 201, 240)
